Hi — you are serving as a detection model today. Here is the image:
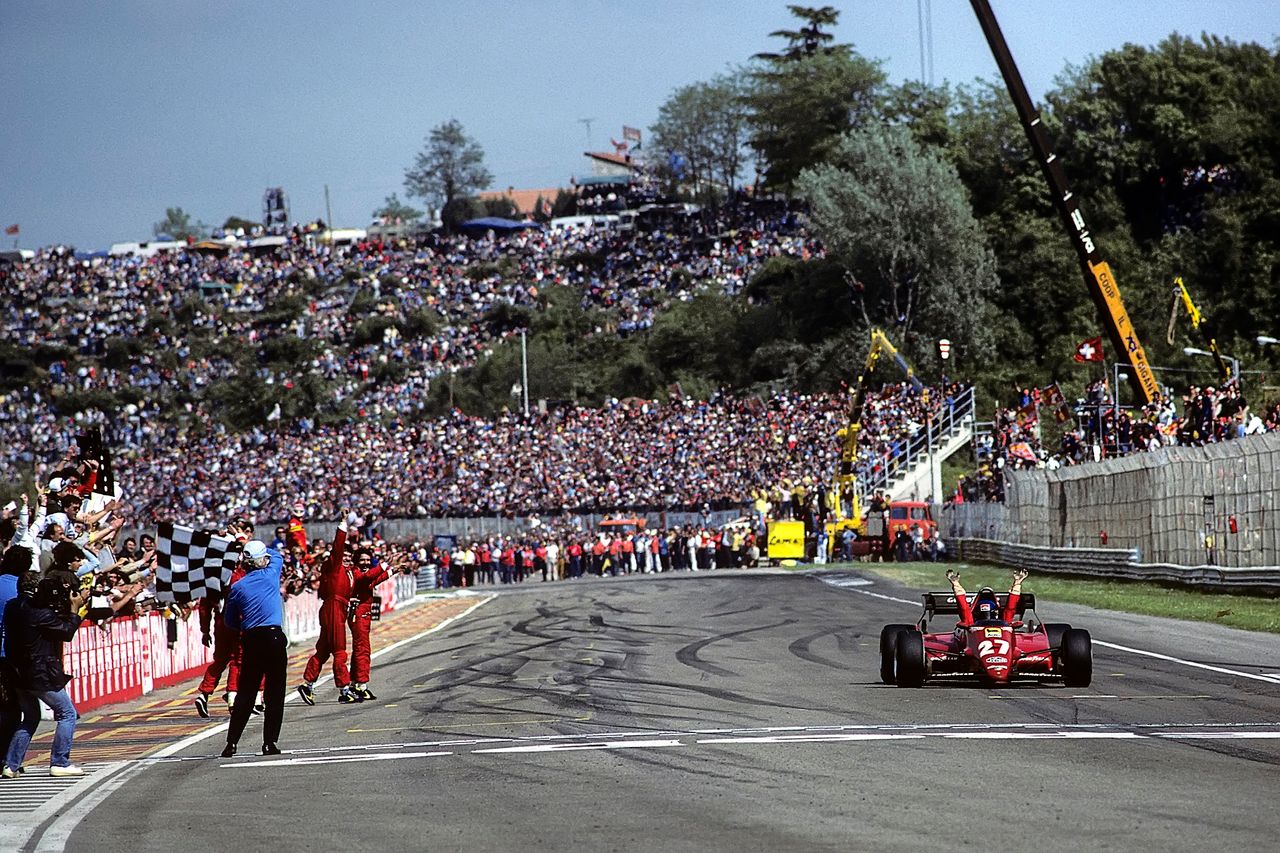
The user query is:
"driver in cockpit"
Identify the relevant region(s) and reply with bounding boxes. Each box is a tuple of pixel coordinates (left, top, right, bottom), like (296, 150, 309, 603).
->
(946, 568, 1028, 626)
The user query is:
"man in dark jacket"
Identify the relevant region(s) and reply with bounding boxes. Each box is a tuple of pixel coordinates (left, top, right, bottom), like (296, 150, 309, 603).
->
(3, 574, 88, 778)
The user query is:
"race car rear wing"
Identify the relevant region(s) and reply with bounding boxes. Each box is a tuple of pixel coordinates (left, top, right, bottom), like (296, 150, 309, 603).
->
(922, 592, 1035, 617)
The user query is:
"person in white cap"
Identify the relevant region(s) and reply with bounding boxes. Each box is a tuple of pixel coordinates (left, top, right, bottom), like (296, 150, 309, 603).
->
(220, 539, 286, 757)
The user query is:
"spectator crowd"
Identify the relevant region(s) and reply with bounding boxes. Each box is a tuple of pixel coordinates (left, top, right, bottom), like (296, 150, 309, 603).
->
(958, 378, 1280, 503)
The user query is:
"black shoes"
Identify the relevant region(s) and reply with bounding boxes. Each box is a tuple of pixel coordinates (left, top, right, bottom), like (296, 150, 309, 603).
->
(221, 743, 237, 758)
(261, 743, 281, 756)
(354, 686, 377, 701)
(338, 687, 359, 704)
(297, 684, 316, 706)
(194, 694, 210, 719)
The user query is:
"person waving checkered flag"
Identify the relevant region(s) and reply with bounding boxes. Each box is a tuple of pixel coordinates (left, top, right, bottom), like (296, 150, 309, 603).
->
(155, 522, 243, 603)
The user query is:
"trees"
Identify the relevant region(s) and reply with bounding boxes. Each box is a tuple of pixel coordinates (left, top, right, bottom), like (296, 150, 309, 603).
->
(797, 124, 999, 365)
(152, 207, 205, 240)
(650, 70, 752, 202)
(403, 119, 493, 215)
(372, 193, 423, 223)
(745, 5, 885, 191)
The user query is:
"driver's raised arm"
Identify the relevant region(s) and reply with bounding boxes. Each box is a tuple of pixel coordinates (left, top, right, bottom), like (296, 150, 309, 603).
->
(946, 569, 973, 625)
(1004, 569, 1029, 621)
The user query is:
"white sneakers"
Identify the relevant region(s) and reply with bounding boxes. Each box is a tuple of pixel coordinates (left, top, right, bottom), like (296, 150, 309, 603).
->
(50, 765, 86, 778)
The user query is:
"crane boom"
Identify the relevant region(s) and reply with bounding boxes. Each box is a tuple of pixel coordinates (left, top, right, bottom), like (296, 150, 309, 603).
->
(1172, 276, 1232, 383)
(969, 0, 1159, 404)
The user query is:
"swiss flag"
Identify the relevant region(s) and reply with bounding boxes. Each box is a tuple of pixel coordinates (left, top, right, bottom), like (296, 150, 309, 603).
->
(1073, 336, 1104, 363)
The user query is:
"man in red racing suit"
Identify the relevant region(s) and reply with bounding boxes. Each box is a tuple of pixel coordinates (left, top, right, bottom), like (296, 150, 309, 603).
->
(946, 568, 1028, 625)
(194, 564, 247, 717)
(346, 547, 390, 701)
(296, 510, 359, 705)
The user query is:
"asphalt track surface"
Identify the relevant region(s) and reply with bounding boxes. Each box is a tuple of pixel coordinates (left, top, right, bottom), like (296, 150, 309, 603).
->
(62, 570, 1280, 852)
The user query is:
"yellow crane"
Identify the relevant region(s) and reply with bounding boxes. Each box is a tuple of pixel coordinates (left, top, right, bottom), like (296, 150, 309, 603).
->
(830, 328, 923, 533)
(1167, 276, 1232, 384)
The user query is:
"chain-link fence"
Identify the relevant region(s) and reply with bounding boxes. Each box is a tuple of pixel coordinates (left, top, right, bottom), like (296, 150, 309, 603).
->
(943, 433, 1280, 567)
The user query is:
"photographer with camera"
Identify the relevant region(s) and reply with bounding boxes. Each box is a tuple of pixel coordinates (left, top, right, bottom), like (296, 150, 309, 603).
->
(2, 568, 90, 778)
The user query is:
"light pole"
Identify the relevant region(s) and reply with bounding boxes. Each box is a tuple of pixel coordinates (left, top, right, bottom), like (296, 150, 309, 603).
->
(520, 329, 530, 417)
(1183, 346, 1239, 383)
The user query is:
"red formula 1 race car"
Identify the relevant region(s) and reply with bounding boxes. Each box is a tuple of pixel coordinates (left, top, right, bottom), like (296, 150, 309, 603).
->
(879, 591, 1092, 688)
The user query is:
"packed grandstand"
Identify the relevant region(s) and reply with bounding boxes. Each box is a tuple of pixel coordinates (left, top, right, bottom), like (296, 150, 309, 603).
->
(4, 200, 1280, 532)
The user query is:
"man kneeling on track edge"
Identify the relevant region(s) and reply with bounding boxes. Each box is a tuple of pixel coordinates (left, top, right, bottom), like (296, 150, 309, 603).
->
(296, 509, 360, 706)
(946, 567, 1027, 627)
(347, 544, 390, 701)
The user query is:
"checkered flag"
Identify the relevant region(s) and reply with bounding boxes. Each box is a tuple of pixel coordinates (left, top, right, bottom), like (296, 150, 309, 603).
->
(155, 522, 242, 603)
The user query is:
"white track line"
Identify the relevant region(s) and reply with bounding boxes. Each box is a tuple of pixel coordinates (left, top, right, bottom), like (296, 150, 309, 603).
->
(836, 583, 1280, 685)
(1091, 639, 1280, 685)
(29, 594, 495, 851)
(151, 593, 494, 759)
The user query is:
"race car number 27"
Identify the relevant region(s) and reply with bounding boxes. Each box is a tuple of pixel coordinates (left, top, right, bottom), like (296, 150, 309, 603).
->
(978, 639, 1010, 657)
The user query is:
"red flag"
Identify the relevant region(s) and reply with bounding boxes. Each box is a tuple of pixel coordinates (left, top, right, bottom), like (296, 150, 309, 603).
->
(3, 224, 17, 235)
(1073, 336, 1104, 363)
(622, 125, 642, 143)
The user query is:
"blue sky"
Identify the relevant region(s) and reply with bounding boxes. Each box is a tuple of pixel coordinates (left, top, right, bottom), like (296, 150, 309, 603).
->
(2, 1, 1277, 250)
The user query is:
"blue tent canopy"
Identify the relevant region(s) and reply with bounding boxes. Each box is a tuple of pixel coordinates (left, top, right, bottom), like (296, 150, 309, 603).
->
(458, 217, 542, 231)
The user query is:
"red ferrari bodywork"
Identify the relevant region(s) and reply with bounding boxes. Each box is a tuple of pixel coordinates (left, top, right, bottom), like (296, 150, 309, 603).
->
(923, 622, 1055, 683)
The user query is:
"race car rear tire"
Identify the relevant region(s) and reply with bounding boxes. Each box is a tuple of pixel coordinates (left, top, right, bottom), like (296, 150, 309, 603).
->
(879, 624, 913, 684)
(894, 630, 927, 688)
(1044, 623, 1072, 650)
(1061, 628, 1092, 687)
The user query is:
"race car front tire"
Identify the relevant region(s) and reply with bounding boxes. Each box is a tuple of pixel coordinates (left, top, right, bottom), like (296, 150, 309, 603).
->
(879, 624, 913, 684)
(894, 630, 927, 688)
(1060, 628, 1092, 687)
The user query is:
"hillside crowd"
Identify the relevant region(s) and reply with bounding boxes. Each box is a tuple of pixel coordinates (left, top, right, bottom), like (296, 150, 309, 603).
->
(1, 201, 967, 525)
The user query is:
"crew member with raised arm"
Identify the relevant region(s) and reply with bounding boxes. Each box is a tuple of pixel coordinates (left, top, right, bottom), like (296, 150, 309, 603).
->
(296, 510, 359, 705)
(346, 545, 390, 701)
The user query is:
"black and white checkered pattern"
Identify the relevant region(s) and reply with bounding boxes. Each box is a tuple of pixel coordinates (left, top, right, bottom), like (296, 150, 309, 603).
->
(155, 522, 242, 603)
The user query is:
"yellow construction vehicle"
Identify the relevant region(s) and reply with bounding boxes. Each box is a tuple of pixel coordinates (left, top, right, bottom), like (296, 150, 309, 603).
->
(824, 328, 924, 552)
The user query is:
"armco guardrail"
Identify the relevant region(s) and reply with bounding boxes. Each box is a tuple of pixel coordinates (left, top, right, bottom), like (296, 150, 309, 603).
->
(957, 538, 1280, 592)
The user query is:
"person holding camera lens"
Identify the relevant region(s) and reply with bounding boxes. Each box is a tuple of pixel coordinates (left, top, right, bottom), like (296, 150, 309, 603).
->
(3, 568, 89, 778)
(220, 539, 286, 758)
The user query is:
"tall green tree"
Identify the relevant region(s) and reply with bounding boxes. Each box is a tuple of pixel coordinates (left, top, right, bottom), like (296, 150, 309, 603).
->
(797, 124, 999, 365)
(650, 69, 753, 202)
(745, 5, 885, 191)
(403, 119, 494, 212)
(153, 207, 205, 240)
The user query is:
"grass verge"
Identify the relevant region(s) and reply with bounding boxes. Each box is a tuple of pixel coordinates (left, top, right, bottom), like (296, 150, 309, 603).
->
(840, 561, 1280, 634)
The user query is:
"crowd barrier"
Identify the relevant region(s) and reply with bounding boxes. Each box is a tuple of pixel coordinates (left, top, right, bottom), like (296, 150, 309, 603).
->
(65, 572, 419, 714)
(250, 509, 745, 547)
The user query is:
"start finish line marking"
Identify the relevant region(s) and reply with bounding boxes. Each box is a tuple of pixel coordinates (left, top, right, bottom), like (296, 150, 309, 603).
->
(212, 722, 1280, 769)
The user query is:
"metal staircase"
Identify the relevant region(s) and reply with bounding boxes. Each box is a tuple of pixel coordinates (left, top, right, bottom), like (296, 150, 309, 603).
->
(858, 386, 976, 503)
